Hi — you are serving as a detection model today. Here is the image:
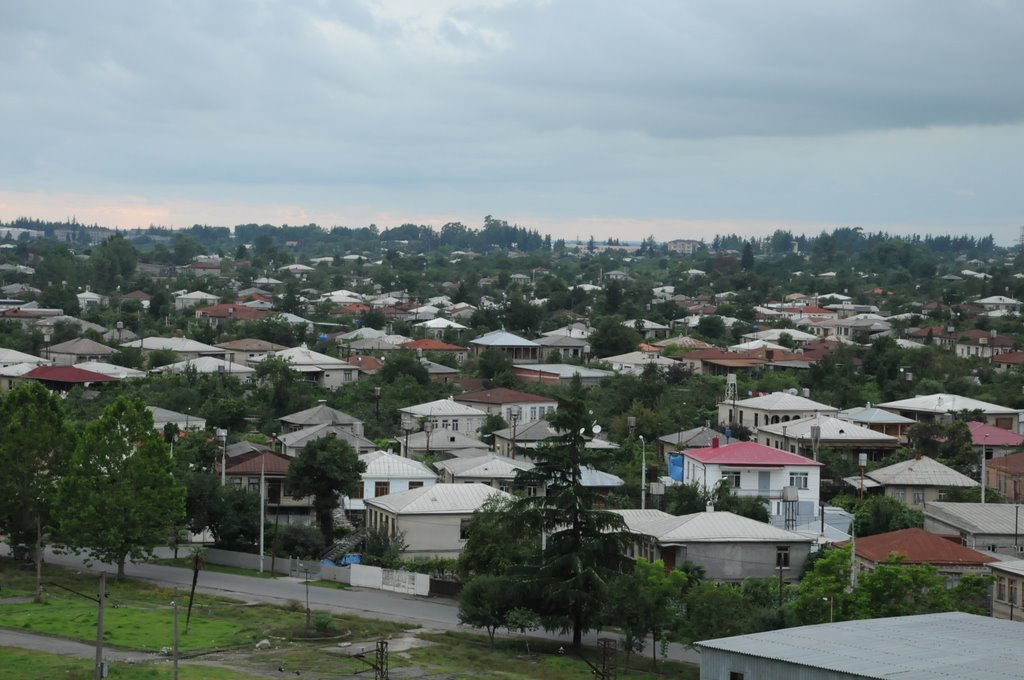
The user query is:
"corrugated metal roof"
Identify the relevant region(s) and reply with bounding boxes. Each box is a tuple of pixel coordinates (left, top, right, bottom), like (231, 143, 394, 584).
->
(863, 456, 977, 488)
(926, 502, 1024, 535)
(842, 528, 995, 566)
(730, 391, 838, 412)
(513, 364, 614, 379)
(401, 398, 487, 417)
(759, 414, 899, 443)
(838, 405, 916, 425)
(698, 612, 1024, 679)
(359, 450, 436, 478)
(366, 482, 511, 514)
(470, 330, 539, 347)
(879, 393, 1019, 415)
(434, 453, 533, 478)
(612, 509, 813, 543)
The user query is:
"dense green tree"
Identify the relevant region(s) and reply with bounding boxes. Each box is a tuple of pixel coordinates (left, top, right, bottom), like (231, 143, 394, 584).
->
(513, 377, 634, 648)
(853, 495, 924, 537)
(607, 558, 693, 665)
(377, 350, 429, 385)
(0, 383, 75, 594)
(457, 495, 539, 579)
(286, 436, 366, 546)
(56, 397, 184, 579)
(458, 575, 519, 644)
(589, 315, 642, 358)
(210, 487, 261, 552)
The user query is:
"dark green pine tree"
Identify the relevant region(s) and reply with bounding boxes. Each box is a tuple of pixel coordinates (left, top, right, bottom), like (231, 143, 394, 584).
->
(513, 376, 634, 648)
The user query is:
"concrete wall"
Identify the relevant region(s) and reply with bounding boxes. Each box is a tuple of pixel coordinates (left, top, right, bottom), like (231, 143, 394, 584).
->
(205, 547, 292, 575)
(322, 563, 429, 596)
(681, 542, 810, 582)
(396, 514, 466, 558)
(700, 648, 863, 680)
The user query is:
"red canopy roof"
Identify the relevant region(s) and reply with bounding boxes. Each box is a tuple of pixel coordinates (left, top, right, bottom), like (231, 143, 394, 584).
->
(25, 365, 118, 383)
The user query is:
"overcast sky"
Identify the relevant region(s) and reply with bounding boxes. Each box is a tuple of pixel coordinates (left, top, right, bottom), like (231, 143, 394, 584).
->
(1, 1, 1022, 244)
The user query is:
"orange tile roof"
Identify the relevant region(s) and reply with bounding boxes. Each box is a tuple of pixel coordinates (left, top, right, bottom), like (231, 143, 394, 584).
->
(402, 338, 468, 352)
(842, 528, 993, 567)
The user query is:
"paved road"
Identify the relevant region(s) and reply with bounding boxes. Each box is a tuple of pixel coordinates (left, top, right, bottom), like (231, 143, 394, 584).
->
(0, 544, 701, 665)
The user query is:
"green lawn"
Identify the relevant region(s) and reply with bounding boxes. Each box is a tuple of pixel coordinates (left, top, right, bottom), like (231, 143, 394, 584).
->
(0, 647, 257, 680)
(0, 558, 402, 653)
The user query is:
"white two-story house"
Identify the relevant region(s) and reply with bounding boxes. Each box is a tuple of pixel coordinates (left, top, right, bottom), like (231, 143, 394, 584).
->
(342, 450, 437, 520)
(718, 391, 838, 433)
(677, 440, 823, 525)
(399, 397, 487, 435)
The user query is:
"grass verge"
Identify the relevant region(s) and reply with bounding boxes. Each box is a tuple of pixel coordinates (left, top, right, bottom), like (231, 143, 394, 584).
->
(0, 647, 256, 679)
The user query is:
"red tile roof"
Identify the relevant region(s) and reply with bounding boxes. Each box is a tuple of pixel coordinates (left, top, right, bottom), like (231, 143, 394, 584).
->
(456, 387, 555, 405)
(988, 451, 1024, 476)
(842, 528, 993, 567)
(24, 365, 118, 383)
(195, 304, 269, 321)
(215, 450, 292, 476)
(402, 338, 468, 352)
(967, 421, 1024, 447)
(682, 441, 823, 467)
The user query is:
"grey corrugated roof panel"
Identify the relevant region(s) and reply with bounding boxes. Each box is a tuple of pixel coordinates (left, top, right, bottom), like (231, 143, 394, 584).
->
(697, 612, 1024, 679)
(926, 502, 1024, 534)
(865, 456, 977, 488)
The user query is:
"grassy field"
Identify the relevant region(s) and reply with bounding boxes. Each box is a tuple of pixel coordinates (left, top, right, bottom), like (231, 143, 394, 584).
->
(0, 558, 403, 653)
(0, 648, 260, 680)
(1, 557, 698, 678)
(147, 557, 276, 579)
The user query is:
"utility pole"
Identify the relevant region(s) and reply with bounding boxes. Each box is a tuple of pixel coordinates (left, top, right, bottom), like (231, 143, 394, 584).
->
(94, 573, 105, 680)
(172, 600, 179, 680)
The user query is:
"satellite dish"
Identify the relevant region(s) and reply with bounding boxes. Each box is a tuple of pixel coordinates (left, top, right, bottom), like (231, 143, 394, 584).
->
(592, 424, 602, 434)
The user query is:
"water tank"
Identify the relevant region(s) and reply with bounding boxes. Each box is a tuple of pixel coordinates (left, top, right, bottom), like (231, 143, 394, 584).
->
(782, 486, 800, 502)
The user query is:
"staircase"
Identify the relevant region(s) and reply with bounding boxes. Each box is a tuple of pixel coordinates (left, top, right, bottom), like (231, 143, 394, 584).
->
(320, 527, 369, 563)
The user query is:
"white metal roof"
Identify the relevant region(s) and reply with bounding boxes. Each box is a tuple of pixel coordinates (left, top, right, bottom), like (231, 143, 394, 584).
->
(470, 330, 539, 347)
(759, 414, 899, 443)
(698, 612, 1024, 680)
(400, 397, 487, 418)
(513, 364, 614, 379)
(73, 361, 146, 379)
(854, 456, 977, 488)
(152, 356, 256, 376)
(121, 337, 222, 353)
(729, 391, 838, 412)
(878, 393, 1019, 416)
(434, 453, 533, 478)
(838, 405, 916, 425)
(359, 450, 436, 479)
(925, 502, 1024, 535)
(612, 509, 812, 543)
(365, 482, 512, 514)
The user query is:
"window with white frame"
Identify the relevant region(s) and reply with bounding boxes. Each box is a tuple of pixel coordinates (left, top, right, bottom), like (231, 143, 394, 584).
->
(721, 471, 741, 489)
(789, 472, 809, 490)
(776, 546, 790, 569)
(913, 487, 925, 505)
(893, 488, 906, 503)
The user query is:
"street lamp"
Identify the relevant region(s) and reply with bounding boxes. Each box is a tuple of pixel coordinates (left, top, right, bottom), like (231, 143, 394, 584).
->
(510, 406, 522, 459)
(423, 421, 434, 459)
(982, 433, 989, 504)
(373, 386, 382, 423)
(217, 428, 228, 487)
(639, 435, 647, 510)
(401, 415, 413, 458)
(822, 595, 834, 623)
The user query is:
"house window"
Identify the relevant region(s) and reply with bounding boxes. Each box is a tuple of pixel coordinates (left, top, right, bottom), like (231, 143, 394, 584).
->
(460, 518, 471, 541)
(527, 485, 538, 497)
(247, 479, 260, 494)
(374, 481, 391, 497)
(351, 484, 365, 499)
(530, 407, 537, 420)
(1010, 579, 1019, 607)
(789, 472, 809, 490)
(776, 546, 790, 569)
(409, 481, 424, 490)
(722, 471, 741, 490)
(893, 488, 906, 503)
(937, 488, 947, 501)
(230, 477, 242, 489)
(499, 482, 511, 493)
(913, 488, 925, 505)
(730, 672, 745, 680)
(997, 576, 1007, 602)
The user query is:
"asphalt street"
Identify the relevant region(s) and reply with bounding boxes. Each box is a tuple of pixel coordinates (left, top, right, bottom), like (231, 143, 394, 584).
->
(0, 544, 702, 666)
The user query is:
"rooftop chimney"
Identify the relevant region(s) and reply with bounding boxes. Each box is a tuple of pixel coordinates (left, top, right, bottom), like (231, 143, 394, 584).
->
(705, 503, 715, 513)
(711, 437, 720, 448)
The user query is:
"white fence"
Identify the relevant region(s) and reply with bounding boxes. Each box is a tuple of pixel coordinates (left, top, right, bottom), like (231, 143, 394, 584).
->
(203, 549, 429, 596)
(319, 563, 429, 596)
